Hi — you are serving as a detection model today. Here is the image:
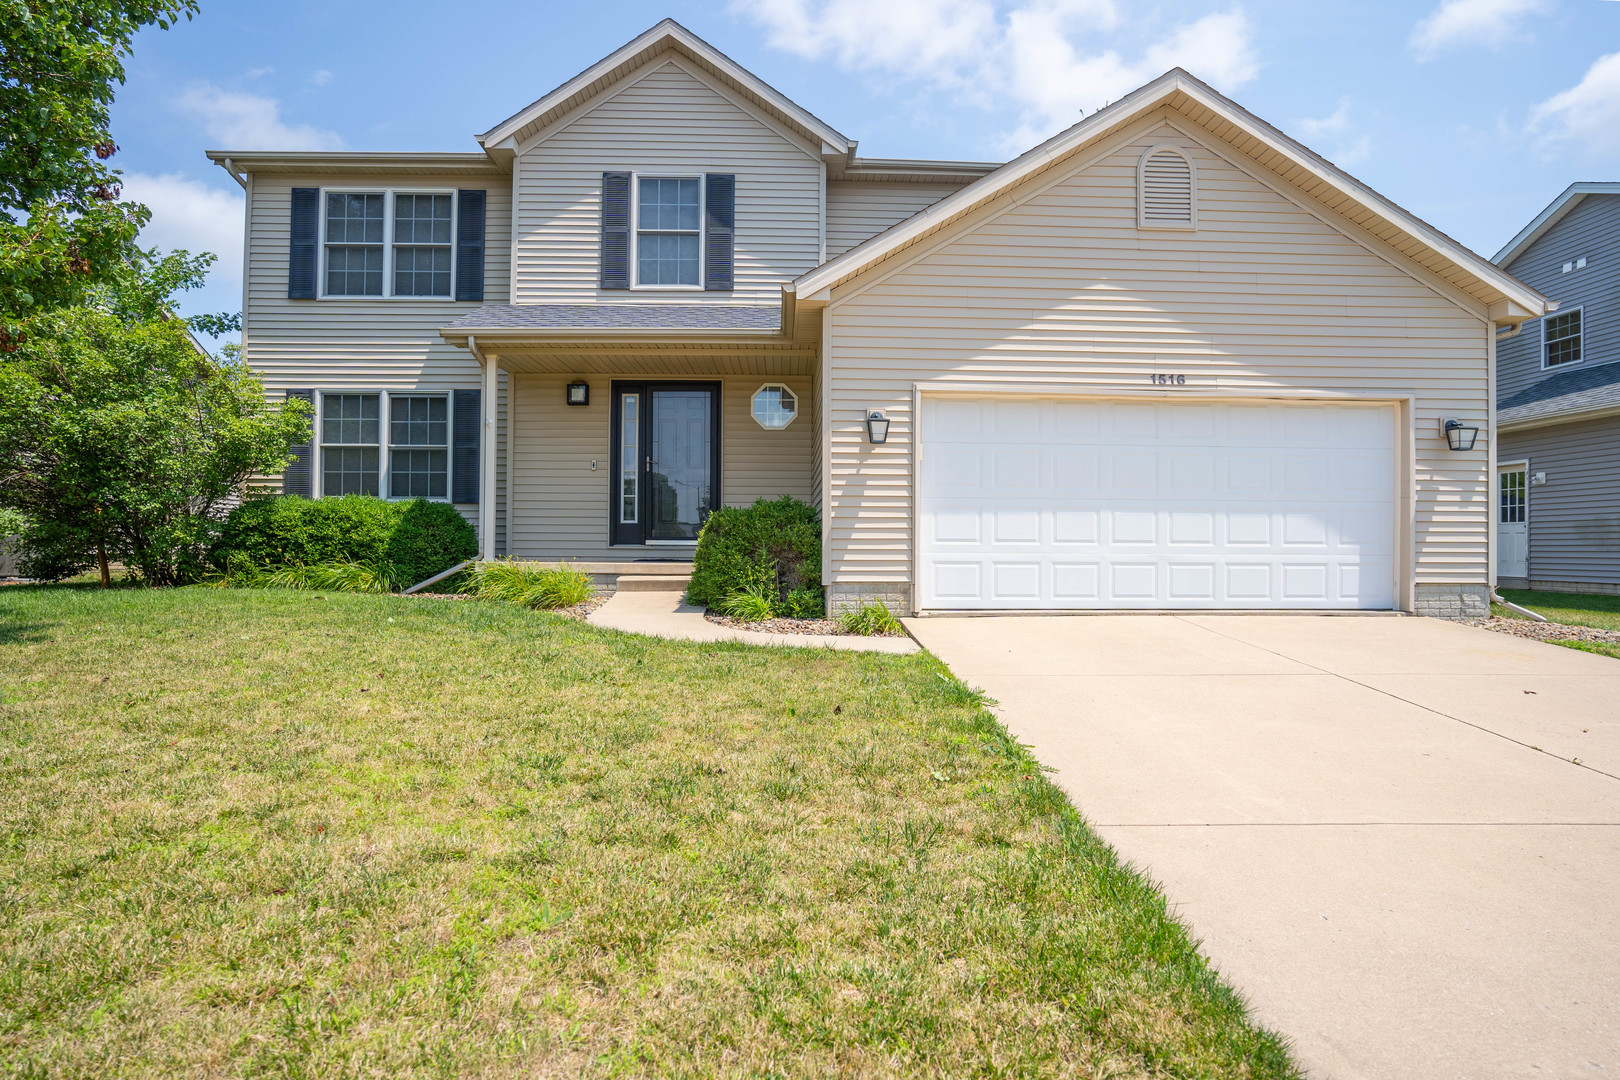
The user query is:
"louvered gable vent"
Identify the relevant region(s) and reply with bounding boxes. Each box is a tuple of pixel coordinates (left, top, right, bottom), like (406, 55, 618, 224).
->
(1139, 147, 1195, 229)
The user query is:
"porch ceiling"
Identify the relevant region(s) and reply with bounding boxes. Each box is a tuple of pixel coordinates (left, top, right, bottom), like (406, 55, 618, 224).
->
(487, 345, 815, 377)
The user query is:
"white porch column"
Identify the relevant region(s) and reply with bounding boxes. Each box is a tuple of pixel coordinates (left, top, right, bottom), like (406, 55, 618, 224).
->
(480, 353, 499, 560)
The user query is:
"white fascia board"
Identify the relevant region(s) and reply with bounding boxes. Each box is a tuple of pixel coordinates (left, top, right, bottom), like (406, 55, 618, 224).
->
(1492, 183, 1620, 267)
(478, 19, 849, 155)
(794, 69, 1545, 316)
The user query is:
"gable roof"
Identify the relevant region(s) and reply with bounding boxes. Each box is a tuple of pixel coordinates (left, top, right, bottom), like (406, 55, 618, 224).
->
(791, 68, 1545, 324)
(478, 19, 850, 159)
(1492, 182, 1620, 268)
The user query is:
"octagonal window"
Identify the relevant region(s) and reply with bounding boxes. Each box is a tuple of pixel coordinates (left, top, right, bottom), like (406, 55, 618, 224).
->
(751, 384, 798, 429)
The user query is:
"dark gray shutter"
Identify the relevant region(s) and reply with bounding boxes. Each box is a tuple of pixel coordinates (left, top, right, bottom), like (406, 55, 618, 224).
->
(455, 190, 485, 301)
(704, 173, 735, 292)
(600, 172, 631, 290)
(452, 388, 480, 504)
(288, 188, 319, 299)
(283, 389, 315, 497)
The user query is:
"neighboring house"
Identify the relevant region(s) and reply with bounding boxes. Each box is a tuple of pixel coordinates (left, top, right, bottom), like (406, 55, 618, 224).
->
(1492, 184, 1620, 595)
(209, 19, 1545, 617)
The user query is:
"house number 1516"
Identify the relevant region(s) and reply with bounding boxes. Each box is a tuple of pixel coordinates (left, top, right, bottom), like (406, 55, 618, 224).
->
(1149, 373, 1187, 385)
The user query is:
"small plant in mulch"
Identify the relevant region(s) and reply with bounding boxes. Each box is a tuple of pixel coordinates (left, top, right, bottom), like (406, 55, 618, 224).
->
(838, 602, 905, 637)
(462, 560, 595, 611)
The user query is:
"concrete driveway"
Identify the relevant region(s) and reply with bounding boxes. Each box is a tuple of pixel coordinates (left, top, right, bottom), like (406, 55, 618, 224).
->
(904, 614, 1620, 1079)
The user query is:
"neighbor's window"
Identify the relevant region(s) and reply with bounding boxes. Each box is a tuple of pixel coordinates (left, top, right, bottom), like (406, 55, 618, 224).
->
(388, 395, 448, 498)
(393, 194, 453, 297)
(636, 176, 700, 286)
(321, 393, 380, 495)
(325, 193, 385, 296)
(751, 384, 798, 429)
(1544, 308, 1582, 368)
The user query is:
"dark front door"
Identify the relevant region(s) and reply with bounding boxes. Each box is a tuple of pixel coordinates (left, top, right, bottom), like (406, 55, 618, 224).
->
(611, 382, 720, 545)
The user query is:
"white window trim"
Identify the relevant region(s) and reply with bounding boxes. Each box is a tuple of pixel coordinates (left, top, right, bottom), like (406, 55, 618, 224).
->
(386, 392, 453, 502)
(750, 382, 798, 429)
(1541, 304, 1583, 370)
(630, 172, 705, 291)
(318, 188, 459, 301)
(1137, 143, 1197, 231)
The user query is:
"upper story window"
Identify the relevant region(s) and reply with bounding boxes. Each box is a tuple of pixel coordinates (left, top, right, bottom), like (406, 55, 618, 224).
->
(326, 194, 385, 296)
(1544, 307, 1582, 368)
(324, 189, 456, 298)
(636, 176, 701, 287)
(394, 195, 453, 296)
(1138, 145, 1196, 230)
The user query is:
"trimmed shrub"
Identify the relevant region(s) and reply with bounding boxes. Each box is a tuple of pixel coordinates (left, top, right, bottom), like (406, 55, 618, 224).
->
(213, 496, 477, 588)
(687, 496, 822, 613)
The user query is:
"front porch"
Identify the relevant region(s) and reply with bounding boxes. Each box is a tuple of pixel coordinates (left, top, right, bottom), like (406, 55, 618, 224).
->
(444, 304, 821, 566)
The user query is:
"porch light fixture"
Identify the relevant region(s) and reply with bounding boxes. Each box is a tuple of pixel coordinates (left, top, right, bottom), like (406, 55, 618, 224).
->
(865, 410, 890, 444)
(1442, 418, 1479, 451)
(566, 381, 589, 406)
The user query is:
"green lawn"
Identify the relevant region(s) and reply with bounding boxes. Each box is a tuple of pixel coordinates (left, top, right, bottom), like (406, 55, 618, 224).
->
(1496, 588, 1620, 659)
(0, 585, 1295, 1078)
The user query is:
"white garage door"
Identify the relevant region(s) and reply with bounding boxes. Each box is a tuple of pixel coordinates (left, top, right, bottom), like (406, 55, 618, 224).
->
(919, 397, 1396, 610)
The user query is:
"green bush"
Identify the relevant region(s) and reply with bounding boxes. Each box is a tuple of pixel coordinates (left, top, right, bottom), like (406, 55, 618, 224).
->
(687, 496, 822, 615)
(213, 496, 477, 588)
(465, 560, 595, 610)
(216, 561, 399, 594)
(839, 602, 904, 636)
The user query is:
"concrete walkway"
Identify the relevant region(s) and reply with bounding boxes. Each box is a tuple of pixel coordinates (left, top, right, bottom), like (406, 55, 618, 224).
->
(588, 588, 918, 653)
(904, 613, 1620, 1079)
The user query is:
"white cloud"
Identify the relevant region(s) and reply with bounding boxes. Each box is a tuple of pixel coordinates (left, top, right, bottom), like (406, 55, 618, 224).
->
(1529, 50, 1620, 154)
(175, 83, 343, 150)
(1408, 0, 1547, 60)
(120, 172, 245, 314)
(1296, 97, 1372, 167)
(309, 69, 333, 86)
(739, 0, 1258, 149)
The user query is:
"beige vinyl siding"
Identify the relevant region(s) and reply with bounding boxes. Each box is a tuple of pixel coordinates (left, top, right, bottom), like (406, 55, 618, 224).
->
(508, 374, 813, 560)
(242, 171, 513, 547)
(826, 182, 961, 260)
(512, 58, 822, 305)
(822, 117, 1492, 593)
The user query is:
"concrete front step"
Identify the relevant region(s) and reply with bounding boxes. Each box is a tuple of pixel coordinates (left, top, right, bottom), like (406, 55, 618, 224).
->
(613, 574, 692, 593)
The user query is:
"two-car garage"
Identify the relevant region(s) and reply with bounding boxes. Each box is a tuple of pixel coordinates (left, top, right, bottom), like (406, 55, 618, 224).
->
(918, 396, 1399, 611)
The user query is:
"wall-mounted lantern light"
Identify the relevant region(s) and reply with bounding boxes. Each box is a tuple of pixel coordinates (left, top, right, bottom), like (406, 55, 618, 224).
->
(865, 410, 890, 444)
(1442, 418, 1479, 451)
(566, 381, 589, 406)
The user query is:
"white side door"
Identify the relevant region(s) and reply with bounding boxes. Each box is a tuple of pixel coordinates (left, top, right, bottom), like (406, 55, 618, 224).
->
(1497, 465, 1528, 580)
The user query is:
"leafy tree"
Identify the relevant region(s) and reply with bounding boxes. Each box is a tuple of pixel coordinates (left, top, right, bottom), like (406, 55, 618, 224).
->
(0, 251, 309, 585)
(0, 0, 198, 334)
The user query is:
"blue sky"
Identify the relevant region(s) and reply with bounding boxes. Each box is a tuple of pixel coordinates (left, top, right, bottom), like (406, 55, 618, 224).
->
(112, 0, 1620, 330)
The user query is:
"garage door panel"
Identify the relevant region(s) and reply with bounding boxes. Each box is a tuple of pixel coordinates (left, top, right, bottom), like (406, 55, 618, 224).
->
(920, 399, 1396, 610)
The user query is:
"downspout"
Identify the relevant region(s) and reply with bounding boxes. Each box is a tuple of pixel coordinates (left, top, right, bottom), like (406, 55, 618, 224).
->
(466, 334, 496, 561)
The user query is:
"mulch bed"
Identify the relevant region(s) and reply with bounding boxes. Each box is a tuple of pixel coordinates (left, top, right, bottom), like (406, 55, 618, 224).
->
(1466, 615, 1620, 646)
(702, 611, 906, 637)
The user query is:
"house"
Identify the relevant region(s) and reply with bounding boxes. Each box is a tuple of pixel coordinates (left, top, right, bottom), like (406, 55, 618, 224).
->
(1492, 184, 1620, 596)
(207, 19, 1545, 617)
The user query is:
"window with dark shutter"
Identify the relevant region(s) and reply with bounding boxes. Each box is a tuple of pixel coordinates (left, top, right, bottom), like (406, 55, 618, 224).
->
(1138, 147, 1195, 229)
(704, 173, 735, 291)
(452, 388, 481, 504)
(600, 172, 631, 290)
(288, 189, 319, 298)
(455, 190, 485, 301)
(283, 389, 315, 496)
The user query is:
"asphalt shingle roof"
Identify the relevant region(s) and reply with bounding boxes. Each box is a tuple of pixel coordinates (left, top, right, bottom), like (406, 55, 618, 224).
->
(1499, 361, 1620, 425)
(443, 304, 780, 332)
